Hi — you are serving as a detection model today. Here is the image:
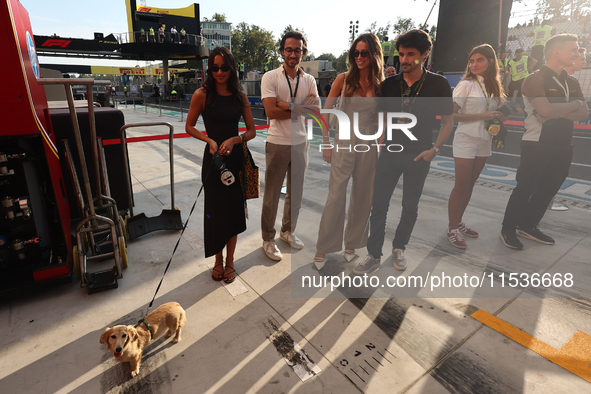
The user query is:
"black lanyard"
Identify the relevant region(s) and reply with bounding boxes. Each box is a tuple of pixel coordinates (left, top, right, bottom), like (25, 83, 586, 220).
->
(284, 66, 300, 98)
(400, 69, 427, 112)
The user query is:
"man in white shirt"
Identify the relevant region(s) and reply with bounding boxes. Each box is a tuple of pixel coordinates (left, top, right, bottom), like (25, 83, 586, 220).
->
(170, 26, 178, 43)
(260, 31, 319, 261)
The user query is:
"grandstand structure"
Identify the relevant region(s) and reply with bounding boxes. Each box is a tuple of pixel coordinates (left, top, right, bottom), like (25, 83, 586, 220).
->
(505, 19, 591, 53)
(505, 18, 591, 97)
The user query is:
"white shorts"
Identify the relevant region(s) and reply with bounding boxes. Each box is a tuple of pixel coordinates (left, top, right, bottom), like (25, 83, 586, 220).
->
(452, 132, 492, 159)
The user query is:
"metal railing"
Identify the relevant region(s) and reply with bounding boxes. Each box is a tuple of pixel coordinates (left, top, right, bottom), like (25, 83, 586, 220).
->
(115, 31, 206, 46)
(113, 94, 188, 122)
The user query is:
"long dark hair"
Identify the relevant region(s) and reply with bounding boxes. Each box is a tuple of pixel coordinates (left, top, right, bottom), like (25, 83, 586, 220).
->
(345, 33, 384, 97)
(204, 46, 244, 111)
(462, 44, 505, 101)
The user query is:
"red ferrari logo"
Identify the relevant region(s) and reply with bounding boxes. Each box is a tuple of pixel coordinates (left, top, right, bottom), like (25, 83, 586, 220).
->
(41, 39, 72, 48)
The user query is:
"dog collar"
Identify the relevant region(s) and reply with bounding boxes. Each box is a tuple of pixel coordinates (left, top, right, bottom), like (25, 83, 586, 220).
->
(134, 319, 153, 340)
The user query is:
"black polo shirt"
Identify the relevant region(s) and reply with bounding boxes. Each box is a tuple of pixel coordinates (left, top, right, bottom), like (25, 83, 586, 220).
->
(521, 65, 583, 146)
(378, 69, 453, 153)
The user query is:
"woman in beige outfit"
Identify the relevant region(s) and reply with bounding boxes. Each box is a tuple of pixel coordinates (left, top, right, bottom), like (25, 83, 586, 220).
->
(314, 33, 384, 270)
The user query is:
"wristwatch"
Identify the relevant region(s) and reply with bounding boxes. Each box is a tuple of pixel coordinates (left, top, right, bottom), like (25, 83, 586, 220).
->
(288, 102, 294, 110)
(432, 146, 440, 155)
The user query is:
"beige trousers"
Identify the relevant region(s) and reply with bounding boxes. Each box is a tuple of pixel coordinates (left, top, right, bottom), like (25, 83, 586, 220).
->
(316, 142, 378, 254)
(261, 141, 309, 241)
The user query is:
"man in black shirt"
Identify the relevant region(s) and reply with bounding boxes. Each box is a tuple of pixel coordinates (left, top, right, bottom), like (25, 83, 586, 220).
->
(500, 34, 588, 249)
(354, 30, 454, 274)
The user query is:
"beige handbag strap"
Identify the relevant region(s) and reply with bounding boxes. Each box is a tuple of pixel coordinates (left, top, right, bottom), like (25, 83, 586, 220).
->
(335, 72, 347, 108)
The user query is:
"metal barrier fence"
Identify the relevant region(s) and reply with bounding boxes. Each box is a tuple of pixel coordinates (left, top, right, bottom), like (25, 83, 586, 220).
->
(114, 31, 206, 46)
(111, 94, 187, 122)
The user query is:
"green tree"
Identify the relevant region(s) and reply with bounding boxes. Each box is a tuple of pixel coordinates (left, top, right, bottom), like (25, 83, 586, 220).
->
(203, 13, 227, 22)
(536, 0, 590, 20)
(365, 21, 392, 42)
(231, 22, 279, 73)
(392, 16, 416, 36)
(423, 24, 437, 37)
(316, 53, 338, 62)
(335, 50, 349, 73)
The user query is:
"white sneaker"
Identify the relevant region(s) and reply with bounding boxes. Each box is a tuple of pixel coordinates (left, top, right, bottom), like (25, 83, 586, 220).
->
(280, 230, 304, 249)
(263, 240, 282, 261)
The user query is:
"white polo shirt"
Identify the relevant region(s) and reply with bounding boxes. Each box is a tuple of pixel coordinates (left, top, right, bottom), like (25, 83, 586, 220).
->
(261, 66, 318, 145)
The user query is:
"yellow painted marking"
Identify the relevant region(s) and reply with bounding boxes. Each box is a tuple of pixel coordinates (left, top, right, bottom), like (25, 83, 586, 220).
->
(472, 309, 591, 383)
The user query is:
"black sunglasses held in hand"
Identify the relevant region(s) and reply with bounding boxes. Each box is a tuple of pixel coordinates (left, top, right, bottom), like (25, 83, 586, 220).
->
(210, 65, 230, 72)
(353, 51, 369, 58)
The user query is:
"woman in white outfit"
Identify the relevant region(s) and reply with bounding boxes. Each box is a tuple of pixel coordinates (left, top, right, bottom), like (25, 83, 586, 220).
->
(313, 33, 384, 269)
(447, 44, 507, 248)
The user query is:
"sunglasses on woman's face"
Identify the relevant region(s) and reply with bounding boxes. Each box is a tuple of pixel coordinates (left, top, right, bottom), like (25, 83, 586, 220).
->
(210, 65, 230, 72)
(353, 51, 369, 58)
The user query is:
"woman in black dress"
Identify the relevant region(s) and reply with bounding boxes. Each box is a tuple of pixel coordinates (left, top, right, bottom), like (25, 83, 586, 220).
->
(185, 47, 256, 283)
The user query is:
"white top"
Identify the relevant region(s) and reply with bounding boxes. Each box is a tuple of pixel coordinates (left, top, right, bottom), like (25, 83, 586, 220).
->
(452, 75, 499, 140)
(261, 66, 319, 145)
(171, 27, 178, 34)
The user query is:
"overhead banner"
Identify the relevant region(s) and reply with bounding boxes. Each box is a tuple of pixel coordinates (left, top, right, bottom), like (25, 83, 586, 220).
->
(34, 35, 119, 52)
(136, 4, 196, 18)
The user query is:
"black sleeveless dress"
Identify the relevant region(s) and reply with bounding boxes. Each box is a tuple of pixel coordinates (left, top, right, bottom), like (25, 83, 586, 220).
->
(202, 94, 246, 257)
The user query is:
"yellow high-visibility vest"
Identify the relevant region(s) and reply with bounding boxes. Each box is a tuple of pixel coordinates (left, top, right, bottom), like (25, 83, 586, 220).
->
(509, 56, 529, 81)
(533, 25, 552, 47)
(381, 41, 392, 56)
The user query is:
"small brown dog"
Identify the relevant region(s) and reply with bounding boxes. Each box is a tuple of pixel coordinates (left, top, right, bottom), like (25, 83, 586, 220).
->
(100, 302, 186, 377)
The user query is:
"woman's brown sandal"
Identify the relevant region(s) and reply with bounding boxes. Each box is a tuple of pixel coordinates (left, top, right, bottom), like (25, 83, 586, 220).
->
(223, 266, 236, 284)
(212, 264, 224, 281)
